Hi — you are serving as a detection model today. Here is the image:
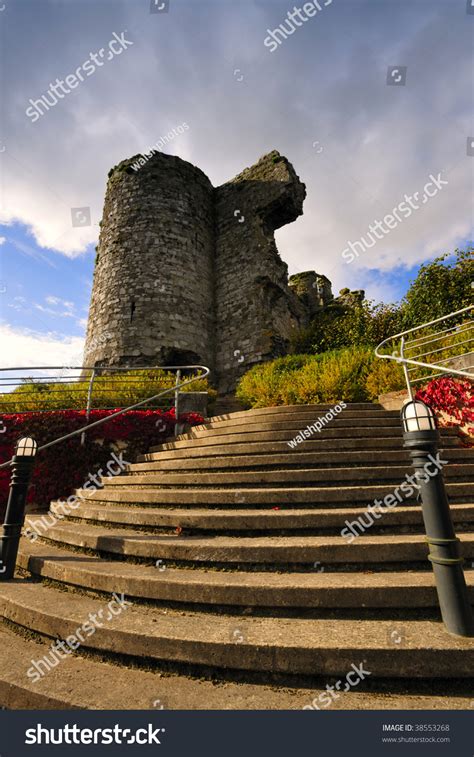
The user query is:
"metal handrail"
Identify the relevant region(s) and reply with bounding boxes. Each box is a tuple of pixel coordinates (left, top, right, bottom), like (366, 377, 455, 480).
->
(0, 364, 210, 469)
(0, 365, 205, 411)
(375, 305, 474, 400)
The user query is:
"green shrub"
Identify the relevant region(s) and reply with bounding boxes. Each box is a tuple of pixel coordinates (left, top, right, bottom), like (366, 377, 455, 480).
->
(365, 360, 405, 399)
(316, 347, 373, 402)
(236, 347, 392, 406)
(234, 359, 293, 408)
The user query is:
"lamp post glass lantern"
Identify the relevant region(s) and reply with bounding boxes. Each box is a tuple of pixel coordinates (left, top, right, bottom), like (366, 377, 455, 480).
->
(401, 400, 437, 433)
(401, 399, 474, 637)
(0, 436, 38, 580)
(16, 437, 38, 457)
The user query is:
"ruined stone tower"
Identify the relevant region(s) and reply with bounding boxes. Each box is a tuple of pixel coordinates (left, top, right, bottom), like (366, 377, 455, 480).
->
(84, 150, 307, 392)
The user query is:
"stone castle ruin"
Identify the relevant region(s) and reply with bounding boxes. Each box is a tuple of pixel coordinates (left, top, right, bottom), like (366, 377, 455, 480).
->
(84, 149, 361, 392)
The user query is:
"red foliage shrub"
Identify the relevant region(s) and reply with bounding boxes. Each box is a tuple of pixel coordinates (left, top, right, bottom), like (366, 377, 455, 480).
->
(0, 408, 203, 515)
(416, 377, 474, 442)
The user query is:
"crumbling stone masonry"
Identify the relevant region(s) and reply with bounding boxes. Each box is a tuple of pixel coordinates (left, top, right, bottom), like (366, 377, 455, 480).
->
(84, 150, 326, 391)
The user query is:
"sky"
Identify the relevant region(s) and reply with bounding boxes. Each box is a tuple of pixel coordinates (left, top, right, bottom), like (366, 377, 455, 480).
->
(0, 0, 473, 368)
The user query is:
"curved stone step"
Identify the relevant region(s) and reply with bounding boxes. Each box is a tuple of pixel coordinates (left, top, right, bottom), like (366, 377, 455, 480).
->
(102, 465, 474, 489)
(140, 438, 463, 461)
(179, 417, 403, 439)
(133, 447, 474, 470)
(0, 627, 321, 710)
(149, 428, 459, 453)
(25, 520, 474, 565)
(48, 501, 474, 533)
(1, 624, 470, 710)
(2, 626, 471, 711)
(70, 482, 474, 506)
(0, 582, 473, 679)
(194, 409, 401, 430)
(208, 403, 386, 419)
(18, 540, 474, 609)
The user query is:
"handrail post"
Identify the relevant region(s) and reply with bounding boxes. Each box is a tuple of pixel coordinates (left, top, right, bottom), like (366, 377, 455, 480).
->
(400, 336, 414, 400)
(81, 368, 96, 446)
(174, 369, 181, 437)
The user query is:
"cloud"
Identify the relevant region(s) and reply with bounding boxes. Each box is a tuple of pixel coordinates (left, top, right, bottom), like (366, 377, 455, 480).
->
(0, 237, 6, 245)
(0, 324, 84, 368)
(0, 0, 471, 298)
(40, 295, 76, 316)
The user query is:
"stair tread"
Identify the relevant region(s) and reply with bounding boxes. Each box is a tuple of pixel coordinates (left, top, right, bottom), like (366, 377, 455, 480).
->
(66, 482, 474, 507)
(1, 581, 473, 654)
(141, 440, 464, 458)
(18, 539, 474, 590)
(47, 501, 474, 531)
(17, 540, 474, 609)
(131, 448, 474, 470)
(177, 419, 405, 438)
(102, 464, 474, 487)
(25, 519, 474, 548)
(150, 429, 459, 452)
(209, 403, 385, 415)
(0, 627, 470, 709)
(76, 482, 474, 494)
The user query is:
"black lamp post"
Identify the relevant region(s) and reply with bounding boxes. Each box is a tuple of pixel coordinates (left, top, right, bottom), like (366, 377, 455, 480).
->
(402, 400, 474, 637)
(0, 437, 38, 580)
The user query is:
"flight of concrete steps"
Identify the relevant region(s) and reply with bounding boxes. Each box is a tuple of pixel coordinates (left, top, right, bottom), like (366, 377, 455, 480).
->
(1, 402, 474, 710)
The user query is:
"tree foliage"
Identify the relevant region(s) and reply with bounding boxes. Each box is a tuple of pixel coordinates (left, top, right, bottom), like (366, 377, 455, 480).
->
(290, 246, 473, 355)
(291, 300, 402, 354)
(400, 247, 473, 328)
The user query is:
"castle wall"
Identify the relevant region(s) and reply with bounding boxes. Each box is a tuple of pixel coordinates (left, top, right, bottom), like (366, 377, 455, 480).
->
(214, 152, 306, 393)
(84, 153, 215, 371)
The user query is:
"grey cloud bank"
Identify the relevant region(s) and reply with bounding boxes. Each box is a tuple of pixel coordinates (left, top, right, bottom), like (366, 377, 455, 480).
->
(25, 31, 134, 123)
(1, 0, 472, 304)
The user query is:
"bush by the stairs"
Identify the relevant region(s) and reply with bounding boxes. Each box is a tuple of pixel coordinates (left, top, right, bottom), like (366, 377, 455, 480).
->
(365, 359, 406, 398)
(236, 348, 406, 407)
(0, 408, 203, 515)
